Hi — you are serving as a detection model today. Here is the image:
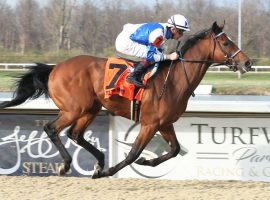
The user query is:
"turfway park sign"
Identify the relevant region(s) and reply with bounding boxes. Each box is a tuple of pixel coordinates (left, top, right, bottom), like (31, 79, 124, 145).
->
(0, 114, 109, 176)
(112, 115, 270, 181)
(1, 97, 270, 181)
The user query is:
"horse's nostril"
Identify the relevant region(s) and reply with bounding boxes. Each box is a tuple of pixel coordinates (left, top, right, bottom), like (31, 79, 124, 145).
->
(245, 60, 253, 68)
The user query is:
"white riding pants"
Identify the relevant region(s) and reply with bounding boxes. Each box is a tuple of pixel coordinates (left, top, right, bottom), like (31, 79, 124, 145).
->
(115, 24, 148, 59)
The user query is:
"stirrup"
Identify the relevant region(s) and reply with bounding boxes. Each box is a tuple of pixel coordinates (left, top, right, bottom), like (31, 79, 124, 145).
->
(126, 77, 145, 88)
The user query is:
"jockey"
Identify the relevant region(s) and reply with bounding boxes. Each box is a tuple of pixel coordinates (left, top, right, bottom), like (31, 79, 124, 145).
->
(115, 14, 190, 88)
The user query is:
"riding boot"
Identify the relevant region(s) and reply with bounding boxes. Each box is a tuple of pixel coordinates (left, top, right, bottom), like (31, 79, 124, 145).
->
(126, 61, 149, 88)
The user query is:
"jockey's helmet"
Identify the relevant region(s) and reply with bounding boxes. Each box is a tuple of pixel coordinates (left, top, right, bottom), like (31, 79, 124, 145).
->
(167, 14, 190, 31)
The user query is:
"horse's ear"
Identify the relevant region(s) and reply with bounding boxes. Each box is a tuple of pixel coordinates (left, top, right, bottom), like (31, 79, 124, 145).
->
(220, 20, 225, 29)
(212, 21, 223, 34)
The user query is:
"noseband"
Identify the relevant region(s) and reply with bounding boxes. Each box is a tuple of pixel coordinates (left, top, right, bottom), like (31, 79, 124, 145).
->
(213, 31, 242, 71)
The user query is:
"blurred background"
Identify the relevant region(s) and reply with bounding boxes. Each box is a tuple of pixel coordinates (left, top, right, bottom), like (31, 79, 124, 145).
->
(0, 0, 269, 65)
(0, 1, 269, 182)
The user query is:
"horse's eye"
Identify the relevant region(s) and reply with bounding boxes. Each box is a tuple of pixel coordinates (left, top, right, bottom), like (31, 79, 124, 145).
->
(223, 41, 229, 46)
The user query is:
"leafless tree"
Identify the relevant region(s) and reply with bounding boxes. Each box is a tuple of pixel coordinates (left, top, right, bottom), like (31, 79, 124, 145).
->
(43, 0, 77, 52)
(0, 0, 268, 63)
(16, 0, 42, 54)
(0, 2, 18, 51)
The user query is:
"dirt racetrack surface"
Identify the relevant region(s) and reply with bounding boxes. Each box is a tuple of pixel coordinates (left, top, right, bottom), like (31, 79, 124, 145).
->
(0, 176, 269, 200)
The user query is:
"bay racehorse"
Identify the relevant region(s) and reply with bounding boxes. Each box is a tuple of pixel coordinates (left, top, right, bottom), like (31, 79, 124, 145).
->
(0, 22, 252, 178)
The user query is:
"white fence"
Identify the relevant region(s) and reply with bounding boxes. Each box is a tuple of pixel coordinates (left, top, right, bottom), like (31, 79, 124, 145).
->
(0, 63, 54, 70)
(0, 63, 269, 72)
(208, 65, 270, 73)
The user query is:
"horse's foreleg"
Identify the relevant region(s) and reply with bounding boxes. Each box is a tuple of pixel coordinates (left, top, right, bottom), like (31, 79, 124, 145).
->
(92, 124, 158, 179)
(135, 124, 180, 167)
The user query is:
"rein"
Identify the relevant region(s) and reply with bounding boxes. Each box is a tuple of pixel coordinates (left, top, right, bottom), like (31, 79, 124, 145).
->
(158, 31, 242, 100)
(178, 57, 227, 66)
(158, 42, 181, 100)
(177, 31, 242, 98)
(178, 52, 228, 97)
(179, 50, 196, 97)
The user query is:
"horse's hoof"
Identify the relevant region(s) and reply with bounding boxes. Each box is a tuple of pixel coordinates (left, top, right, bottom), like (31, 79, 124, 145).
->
(92, 164, 101, 179)
(92, 170, 102, 179)
(58, 166, 66, 176)
(92, 173, 99, 179)
(135, 157, 146, 165)
(92, 168, 112, 179)
(94, 162, 102, 172)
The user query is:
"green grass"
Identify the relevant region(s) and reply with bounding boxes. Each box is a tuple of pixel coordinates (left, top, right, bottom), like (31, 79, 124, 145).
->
(0, 70, 269, 95)
(201, 72, 270, 95)
(0, 71, 25, 92)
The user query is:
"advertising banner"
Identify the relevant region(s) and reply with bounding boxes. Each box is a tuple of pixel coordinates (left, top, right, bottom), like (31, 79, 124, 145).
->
(0, 114, 109, 176)
(112, 116, 270, 181)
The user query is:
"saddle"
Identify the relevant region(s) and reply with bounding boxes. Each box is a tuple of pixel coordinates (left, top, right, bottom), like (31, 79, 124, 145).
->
(103, 57, 159, 121)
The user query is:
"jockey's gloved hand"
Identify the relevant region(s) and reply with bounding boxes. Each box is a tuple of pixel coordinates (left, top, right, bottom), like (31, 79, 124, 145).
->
(165, 52, 179, 61)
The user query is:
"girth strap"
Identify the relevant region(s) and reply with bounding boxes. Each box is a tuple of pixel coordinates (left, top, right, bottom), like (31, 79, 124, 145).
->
(130, 100, 141, 122)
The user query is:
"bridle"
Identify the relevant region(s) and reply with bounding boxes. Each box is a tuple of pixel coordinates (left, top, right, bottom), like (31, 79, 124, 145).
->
(179, 31, 242, 71)
(159, 30, 243, 99)
(178, 31, 242, 98)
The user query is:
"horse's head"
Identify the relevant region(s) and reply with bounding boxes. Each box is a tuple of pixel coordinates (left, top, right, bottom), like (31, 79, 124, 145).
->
(211, 21, 252, 73)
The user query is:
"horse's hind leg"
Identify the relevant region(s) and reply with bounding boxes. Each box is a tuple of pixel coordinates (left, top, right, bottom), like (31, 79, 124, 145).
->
(67, 108, 105, 174)
(135, 124, 180, 167)
(44, 111, 79, 175)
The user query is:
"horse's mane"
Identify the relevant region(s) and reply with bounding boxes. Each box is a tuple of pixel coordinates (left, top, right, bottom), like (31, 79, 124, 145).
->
(180, 28, 211, 56)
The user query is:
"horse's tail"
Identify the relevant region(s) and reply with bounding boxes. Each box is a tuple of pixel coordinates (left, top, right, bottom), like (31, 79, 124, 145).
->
(0, 63, 54, 109)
